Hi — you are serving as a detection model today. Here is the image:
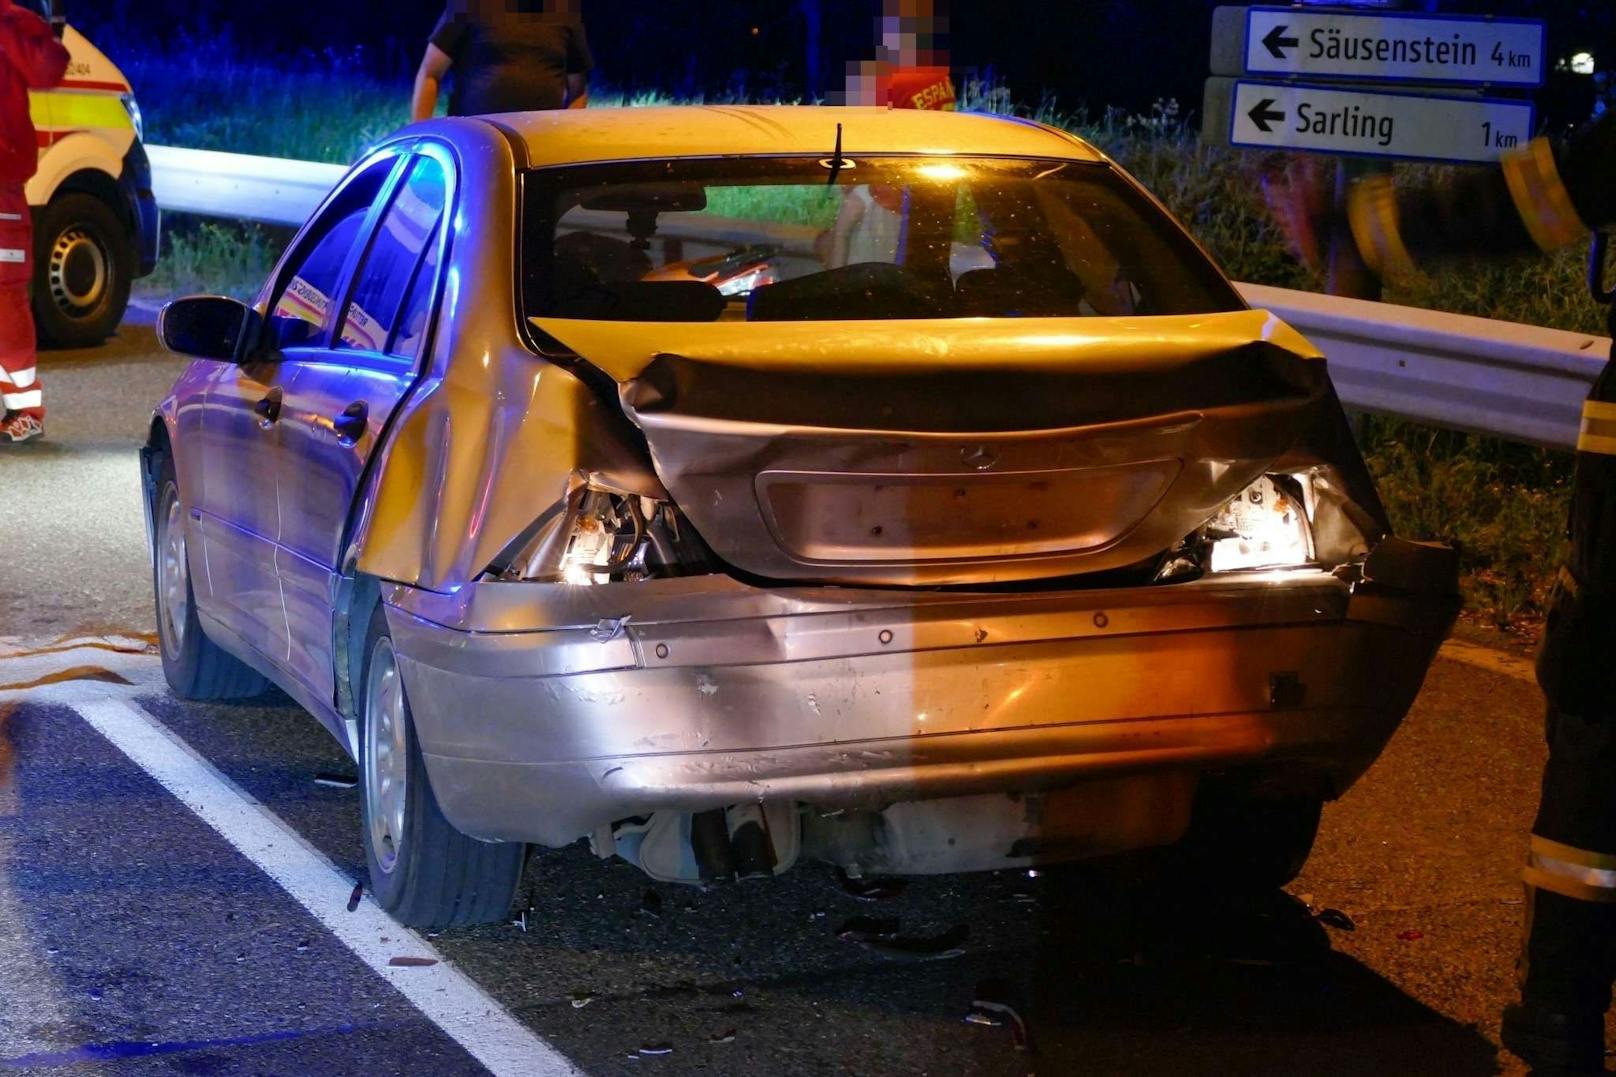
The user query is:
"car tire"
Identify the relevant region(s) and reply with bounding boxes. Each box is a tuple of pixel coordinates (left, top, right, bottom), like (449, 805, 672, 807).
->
(152, 454, 271, 700)
(358, 606, 525, 930)
(32, 193, 134, 349)
(1170, 790, 1323, 894)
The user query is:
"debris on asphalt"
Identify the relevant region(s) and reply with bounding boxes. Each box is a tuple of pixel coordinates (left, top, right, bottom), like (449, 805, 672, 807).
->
(295, 939, 311, 952)
(1397, 930, 1425, 942)
(836, 916, 968, 961)
(640, 889, 663, 919)
(965, 992, 1033, 1053)
(388, 956, 439, 968)
(638, 1043, 674, 1056)
(837, 871, 907, 902)
(708, 1029, 737, 1044)
(346, 882, 363, 912)
(313, 772, 358, 789)
(513, 911, 528, 933)
(1316, 908, 1356, 932)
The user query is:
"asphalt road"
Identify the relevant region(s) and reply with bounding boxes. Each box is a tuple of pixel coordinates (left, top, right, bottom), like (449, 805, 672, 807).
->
(0, 332, 1583, 1074)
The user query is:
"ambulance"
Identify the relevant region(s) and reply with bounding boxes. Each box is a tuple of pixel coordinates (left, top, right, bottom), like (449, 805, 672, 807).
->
(23, 1, 157, 347)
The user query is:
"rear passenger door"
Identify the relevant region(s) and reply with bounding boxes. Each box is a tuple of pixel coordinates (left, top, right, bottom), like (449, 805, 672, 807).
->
(193, 155, 399, 666)
(276, 148, 452, 705)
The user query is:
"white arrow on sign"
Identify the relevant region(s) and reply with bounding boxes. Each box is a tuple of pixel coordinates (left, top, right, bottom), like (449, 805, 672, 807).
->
(1229, 81, 1536, 164)
(1244, 7, 1545, 88)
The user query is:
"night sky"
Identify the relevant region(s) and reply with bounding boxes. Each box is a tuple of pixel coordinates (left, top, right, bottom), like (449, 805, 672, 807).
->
(66, 0, 1616, 122)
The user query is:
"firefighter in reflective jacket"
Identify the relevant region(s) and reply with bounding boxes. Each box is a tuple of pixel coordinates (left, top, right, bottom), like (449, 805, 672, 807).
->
(1269, 110, 1616, 1072)
(0, 0, 66, 444)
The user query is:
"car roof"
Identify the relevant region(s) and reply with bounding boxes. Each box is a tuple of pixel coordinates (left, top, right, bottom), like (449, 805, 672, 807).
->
(484, 105, 1106, 169)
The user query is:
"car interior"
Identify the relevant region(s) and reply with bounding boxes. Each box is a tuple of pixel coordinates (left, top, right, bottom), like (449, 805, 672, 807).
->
(528, 161, 1241, 324)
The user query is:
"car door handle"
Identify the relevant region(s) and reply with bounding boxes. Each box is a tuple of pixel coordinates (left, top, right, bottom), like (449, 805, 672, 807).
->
(333, 400, 369, 444)
(254, 388, 282, 429)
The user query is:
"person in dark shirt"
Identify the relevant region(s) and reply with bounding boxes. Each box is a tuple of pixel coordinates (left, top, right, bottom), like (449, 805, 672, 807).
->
(411, 0, 591, 121)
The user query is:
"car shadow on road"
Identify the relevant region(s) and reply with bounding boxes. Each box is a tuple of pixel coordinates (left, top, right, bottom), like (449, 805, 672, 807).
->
(466, 846, 1506, 1075)
(995, 870, 1503, 1075)
(117, 686, 1505, 1074)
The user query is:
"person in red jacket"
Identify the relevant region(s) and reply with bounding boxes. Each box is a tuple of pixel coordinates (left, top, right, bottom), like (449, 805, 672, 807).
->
(0, 0, 67, 444)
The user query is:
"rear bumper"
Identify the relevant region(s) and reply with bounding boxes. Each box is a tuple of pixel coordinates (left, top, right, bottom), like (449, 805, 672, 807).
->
(386, 557, 1457, 848)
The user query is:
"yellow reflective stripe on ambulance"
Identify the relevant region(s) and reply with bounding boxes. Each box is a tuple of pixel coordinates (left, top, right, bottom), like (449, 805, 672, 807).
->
(1578, 401, 1616, 456)
(43, 91, 132, 130)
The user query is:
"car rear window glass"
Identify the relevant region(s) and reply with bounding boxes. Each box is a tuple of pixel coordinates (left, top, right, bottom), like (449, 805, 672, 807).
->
(337, 156, 448, 358)
(521, 157, 1241, 323)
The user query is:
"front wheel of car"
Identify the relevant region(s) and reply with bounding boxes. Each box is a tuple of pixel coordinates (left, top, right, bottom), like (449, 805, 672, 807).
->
(152, 455, 270, 700)
(359, 607, 525, 929)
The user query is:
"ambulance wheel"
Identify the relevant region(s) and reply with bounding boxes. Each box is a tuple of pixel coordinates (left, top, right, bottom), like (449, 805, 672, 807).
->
(33, 193, 133, 349)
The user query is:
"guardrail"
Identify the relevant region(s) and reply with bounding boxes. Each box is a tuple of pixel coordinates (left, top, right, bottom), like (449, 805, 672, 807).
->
(1240, 284, 1610, 452)
(146, 144, 1613, 451)
(147, 145, 345, 226)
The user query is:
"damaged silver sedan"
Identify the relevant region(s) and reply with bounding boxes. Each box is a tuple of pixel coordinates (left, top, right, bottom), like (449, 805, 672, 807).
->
(145, 106, 1458, 927)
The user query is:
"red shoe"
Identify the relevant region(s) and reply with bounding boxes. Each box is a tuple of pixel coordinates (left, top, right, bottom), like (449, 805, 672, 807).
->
(0, 413, 43, 444)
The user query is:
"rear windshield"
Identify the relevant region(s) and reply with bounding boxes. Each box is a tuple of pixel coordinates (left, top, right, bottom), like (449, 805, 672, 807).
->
(520, 156, 1242, 323)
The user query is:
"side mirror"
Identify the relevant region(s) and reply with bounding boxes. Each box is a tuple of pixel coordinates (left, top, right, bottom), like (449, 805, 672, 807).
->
(158, 296, 261, 361)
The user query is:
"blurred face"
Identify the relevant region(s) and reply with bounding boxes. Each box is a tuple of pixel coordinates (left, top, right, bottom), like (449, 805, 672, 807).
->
(877, 7, 947, 69)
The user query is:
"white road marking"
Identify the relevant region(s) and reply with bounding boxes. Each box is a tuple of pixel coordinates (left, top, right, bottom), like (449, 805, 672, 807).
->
(0, 643, 581, 1076)
(1438, 639, 1536, 685)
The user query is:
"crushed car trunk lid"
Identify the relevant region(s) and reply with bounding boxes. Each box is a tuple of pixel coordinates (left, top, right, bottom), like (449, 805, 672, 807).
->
(533, 312, 1332, 585)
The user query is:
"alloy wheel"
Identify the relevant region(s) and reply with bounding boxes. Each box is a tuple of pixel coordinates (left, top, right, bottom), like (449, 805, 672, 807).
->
(363, 637, 410, 875)
(156, 490, 189, 662)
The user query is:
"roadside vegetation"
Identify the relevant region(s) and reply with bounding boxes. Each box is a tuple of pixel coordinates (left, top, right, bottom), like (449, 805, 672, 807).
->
(126, 52, 1601, 628)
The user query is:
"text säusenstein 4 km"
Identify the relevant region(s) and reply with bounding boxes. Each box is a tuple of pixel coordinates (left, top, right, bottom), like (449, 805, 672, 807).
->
(1244, 8, 1544, 87)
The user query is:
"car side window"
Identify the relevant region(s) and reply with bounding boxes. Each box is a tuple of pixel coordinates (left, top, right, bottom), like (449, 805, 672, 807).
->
(390, 220, 443, 362)
(336, 156, 448, 360)
(265, 159, 394, 352)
